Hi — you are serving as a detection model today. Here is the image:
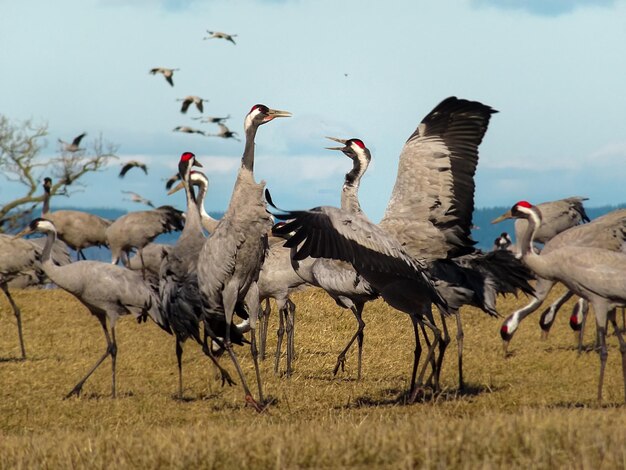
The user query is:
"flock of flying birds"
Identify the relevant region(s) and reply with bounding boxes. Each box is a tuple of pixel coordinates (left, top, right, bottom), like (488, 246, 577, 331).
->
(149, 30, 240, 141)
(2, 71, 626, 409)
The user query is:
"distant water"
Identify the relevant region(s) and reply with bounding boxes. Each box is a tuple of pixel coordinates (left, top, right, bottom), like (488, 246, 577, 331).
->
(55, 204, 626, 261)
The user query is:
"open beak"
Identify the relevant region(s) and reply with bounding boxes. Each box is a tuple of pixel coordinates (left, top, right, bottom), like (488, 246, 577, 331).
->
(167, 181, 185, 196)
(492, 210, 513, 224)
(263, 108, 292, 123)
(325, 136, 348, 152)
(12, 226, 32, 240)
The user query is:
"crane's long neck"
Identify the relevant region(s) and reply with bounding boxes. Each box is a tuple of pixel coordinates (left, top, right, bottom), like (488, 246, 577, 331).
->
(40, 228, 63, 282)
(42, 189, 50, 216)
(196, 183, 219, 234)
(519, 211, 552, 278)
(341, 158, 368, 215)
(242, 122, 259, 172)
(181, 178, 203, 238)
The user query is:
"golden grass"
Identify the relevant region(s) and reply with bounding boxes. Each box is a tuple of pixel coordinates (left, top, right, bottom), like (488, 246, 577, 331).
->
(0, 285, 625, 469)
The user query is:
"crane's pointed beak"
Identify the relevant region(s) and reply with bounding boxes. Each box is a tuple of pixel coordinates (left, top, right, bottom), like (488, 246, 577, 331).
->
(325, 136, 348, 152)
(12, 226, 32, 240)
(492, 210, 513, 224)
(263, 108, 292, 123)
(193, 159, 203, 168)
(167, 181, 185, 196)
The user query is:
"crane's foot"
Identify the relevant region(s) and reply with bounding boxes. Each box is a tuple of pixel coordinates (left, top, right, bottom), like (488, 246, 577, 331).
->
(244, 394, 265, 413)
(64, 384, 84, 399)
(220, 370, 236, 387)
(333, 355, 347, 376)
(541, 330, 550, 341)
(407, 385, 427, 404)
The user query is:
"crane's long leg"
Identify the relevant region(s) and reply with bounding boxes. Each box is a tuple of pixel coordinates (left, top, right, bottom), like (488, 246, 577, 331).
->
(274, 303, 285, 375)
(409, 316, 441, 403)
(573, 298, 589, 355)
(432, 309, 451, 393)
(110, 326, 118, 398)
(244, 285, 265, 402)
(175, 338, 184, 399)
(608, 309, 626, 403)
(1, 283, 26, 360)
(221, 285, 260, 411)
(333, 301, 366, 380)
(66, 316, 113, 399)
(408, 313, 422, 397)
(198, 324, 236, 387)
(539, 290, 574, 339)
(259, 298, 271, 360)
(455, 310, 465, 391)
(285, 298, 296, 377)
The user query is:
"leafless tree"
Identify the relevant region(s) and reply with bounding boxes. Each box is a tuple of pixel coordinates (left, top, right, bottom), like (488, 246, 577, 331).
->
(0, 115, 118, 232)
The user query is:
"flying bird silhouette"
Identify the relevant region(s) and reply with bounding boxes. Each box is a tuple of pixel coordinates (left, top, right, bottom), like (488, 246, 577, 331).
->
(149, 67, 179, 86)
(119, 161, 148, 178)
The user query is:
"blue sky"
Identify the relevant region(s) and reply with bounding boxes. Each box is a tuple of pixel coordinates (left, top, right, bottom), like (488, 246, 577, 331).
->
(2, 0, 626, 221)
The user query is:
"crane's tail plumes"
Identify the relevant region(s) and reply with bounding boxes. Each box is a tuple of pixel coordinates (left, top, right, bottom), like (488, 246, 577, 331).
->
(447, 250, 535, 317)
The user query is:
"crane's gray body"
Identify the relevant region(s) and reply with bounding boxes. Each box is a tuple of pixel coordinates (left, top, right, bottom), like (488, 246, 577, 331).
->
(106, 206, 183, 265)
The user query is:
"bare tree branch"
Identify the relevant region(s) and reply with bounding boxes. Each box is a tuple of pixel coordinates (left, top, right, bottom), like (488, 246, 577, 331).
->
(0, 116, 119, 233)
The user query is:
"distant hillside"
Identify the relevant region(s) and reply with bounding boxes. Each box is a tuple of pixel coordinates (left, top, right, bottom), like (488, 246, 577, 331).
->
(58, 204, 626, 261)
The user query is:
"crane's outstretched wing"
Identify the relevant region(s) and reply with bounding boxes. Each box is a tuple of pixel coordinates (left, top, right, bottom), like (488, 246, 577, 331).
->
(380, 97, 497, 260)
(271, 205, 446, 308)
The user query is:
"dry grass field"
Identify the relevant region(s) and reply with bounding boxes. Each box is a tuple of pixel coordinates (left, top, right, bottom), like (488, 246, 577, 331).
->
(0, 284, 625, 469)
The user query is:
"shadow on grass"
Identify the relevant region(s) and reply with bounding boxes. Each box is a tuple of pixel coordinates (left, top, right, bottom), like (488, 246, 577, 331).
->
(0, 355, 26, 363)
(65, 390, 136, 400)
(546, 401, 625, 409)
(336, 383, 500, 409)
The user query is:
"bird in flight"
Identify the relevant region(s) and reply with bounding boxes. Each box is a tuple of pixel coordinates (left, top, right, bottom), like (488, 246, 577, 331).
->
(121, 190, 155, 208)
(177, 95, 208, 114)
(119, 160, 148, 178)
(58, 132, 87, 152)
(207, 123, 240, 141)
(191, 114, 231, 124)
(149, 67, 179, 87)
(173, 126, 206, 136)
(203, 30, 237, 44)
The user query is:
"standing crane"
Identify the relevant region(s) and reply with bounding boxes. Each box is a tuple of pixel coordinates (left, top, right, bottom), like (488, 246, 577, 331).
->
(196, 104, 291, 410)
(493, 201, 626, 403)
(159, 152, 246, 398)
(256, 230, 309, 377)
(106, 205, 184, 275)
(14, 218, 171, 398)
(497, 204, 623, 355)
(281, 137, 378, 380)
(0, 234, 70, 359)
(272, 97, 524, 400)
(42, 178, 112, 261)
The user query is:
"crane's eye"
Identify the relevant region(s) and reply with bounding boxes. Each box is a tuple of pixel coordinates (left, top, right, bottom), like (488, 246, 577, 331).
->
(350, 139, 365, 149)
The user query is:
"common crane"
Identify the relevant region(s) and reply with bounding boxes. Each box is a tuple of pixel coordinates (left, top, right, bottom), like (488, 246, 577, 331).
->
(42, 178, 112, 261)
(149, 67, 178, 87)
(0, 234, 70, 359)
(493, 201, 626, 403)
(272, 97, 533, 399)
(196, 104, 291, 410)
(14, 218, 170, 398)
